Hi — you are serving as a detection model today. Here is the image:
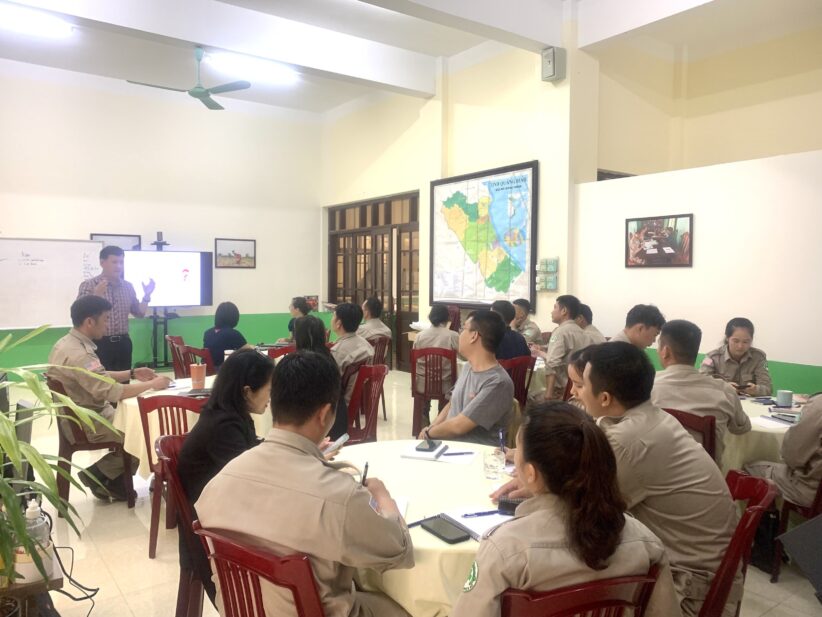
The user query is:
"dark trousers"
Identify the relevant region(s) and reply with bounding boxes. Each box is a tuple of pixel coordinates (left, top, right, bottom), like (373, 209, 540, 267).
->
(328, 397, 349, 440)
(94, 335, 133, 375)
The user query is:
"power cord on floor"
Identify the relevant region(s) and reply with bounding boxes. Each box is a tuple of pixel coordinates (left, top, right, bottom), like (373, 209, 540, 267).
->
(43, 510, 99, 617)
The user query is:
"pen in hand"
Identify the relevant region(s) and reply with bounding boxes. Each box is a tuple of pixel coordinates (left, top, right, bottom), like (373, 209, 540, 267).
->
(361, 462, 369, 486)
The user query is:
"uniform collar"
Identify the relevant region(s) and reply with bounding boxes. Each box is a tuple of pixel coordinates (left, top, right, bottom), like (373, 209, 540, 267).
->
(69, 328, 97, 351)
(365, 318, 383, 326)
(556, 319, 580, 331)
(598, 399, 656, 426)
(337, 332, 356, 342)
(722, 345, 751, 364)
(662, 364, 698, 375)
(264, 427, 324, 459)
(514, 492, 563, 518)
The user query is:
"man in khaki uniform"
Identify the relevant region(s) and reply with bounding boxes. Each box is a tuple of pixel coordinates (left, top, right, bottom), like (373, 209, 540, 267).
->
(745, 394, 822, 507)
(47, 295, 170, 499)
(412, 304, 459, 394)
(512, 298, 541, 344)
(651, 320, 751, 465)
(357, 297, 392, 340)
(535, 295, 588, 399)
(196, 351, 413, 617)
(331, 303, 375, 404)
(575, 303, 606, 344)
(581, 343, 740, 617)
(610, 304, 666, 348)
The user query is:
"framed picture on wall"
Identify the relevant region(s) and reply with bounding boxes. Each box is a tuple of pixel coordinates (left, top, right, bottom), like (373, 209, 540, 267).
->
(90, 233, 141, 251)
(430, 160, 539, 309)
(625, 214, 692, 268)
(215, 238, 256, 269)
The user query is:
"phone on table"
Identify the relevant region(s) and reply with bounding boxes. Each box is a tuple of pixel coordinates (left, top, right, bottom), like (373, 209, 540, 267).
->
(416, 438, 443, 452)
(323, 433, 349, 455)
(421, 516, 470, 544)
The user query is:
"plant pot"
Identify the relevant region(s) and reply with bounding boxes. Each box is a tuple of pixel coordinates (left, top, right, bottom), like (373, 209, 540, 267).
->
(0, 596, 20, 617)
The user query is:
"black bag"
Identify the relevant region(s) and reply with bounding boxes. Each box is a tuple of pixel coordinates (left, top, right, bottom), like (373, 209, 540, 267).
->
(750, 507, 780, 574)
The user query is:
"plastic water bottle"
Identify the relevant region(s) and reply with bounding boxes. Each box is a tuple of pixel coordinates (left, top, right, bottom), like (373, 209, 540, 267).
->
(14, 500, 53, 582)
(25, 500, 49, 547)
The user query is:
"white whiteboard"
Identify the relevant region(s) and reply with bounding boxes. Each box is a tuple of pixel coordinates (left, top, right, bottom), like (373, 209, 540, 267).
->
(0, 238, 103, 330)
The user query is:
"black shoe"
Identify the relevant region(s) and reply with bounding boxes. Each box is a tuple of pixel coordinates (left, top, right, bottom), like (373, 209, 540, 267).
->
(79, 466, 113, 502)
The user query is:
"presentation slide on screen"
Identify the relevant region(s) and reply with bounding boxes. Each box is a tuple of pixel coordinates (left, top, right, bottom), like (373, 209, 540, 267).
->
(125, 251, 202, 307)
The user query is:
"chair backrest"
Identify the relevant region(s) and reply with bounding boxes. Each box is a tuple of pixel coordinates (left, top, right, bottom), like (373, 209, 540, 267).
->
(139, 395, 205, 471)
(165, 335, 188, 379)
(45, 377, 88, 444)
(410, 348, 458, 398)
(698, 471, 778, 617)
(267, 345, 296, 360)
(662, 408, 717, 461)
(499, 355, 536, 410)
(505, 398, 522, 449)
(182, 346, 217, 377)
(156, 434, 199, 557)
(347, 365, 389, 444)
(193, 522, 326, 617)
(562, 377, 574, 402)
(340, 360, 367, 398)
(446, 305, 461, 332)
(540, 330, 553, 346)
(501, 564, 660, 617)
(367, 336, 391, 366)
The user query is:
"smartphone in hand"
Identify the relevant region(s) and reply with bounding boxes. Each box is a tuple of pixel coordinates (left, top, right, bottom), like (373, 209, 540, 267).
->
(323, 433, 349, 455)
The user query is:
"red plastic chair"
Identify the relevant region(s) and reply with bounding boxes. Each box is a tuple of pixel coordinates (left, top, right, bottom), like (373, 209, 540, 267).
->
(367, 336, 391, 420)
(770, 477, 822, 582)
(193, 522, 326, 617)
(698, 470, 778, 617)
(166, 335, 188, 379)
(47, 377, 135, 514)
(182, 346, 216, 377)
(446, 305, 461, 332)
(501, 564, 660, 617)
(346, 365, 389, 445)
(138, 395, 206, 559)
(156, 434, 204, 617)
(499, 355, 536, 410)
(267, 345, 296, 360)
(663, 408, 717, 462)
(410, 348, 457, 436)
(562, 378, 574, 402)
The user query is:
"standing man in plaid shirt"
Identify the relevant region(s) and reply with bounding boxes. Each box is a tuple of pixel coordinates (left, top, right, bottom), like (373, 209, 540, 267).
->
(77, 246, 155, 373)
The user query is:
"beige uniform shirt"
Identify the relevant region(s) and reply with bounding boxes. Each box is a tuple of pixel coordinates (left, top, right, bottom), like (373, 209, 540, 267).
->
(412, 325, 459, 392)
(599, 402, 739, 611)
(584, 324, 607, 344)
(609, 329, 632, 344)
(332, 333, 375, 403)
(699, 345, 772, 396)
(651, 364, 751, 464)
(544, 320, 589, 396)
(46, 329, 123, 422)
(357, 318, 392, 341)
(195, 429, 414, 617)
(514, 317, 541, 345)
(452, 493, 682, 617)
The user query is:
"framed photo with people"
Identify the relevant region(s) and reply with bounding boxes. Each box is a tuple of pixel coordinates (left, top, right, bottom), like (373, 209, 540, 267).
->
(215, 238, 256, 269)
(625, 214, 692, 268)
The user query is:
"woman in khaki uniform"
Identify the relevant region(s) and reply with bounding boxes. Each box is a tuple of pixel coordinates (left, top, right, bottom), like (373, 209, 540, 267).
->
(700, 317, 772, 396)
(454, 403, 680, 617)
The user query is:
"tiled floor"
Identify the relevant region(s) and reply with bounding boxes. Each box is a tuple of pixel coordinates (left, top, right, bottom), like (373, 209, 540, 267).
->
(21, 372, 821, 616)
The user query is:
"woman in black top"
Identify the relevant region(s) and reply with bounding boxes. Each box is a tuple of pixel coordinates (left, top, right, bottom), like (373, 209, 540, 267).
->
(177, 349, 274, 604)
(203, 301, 248, 369)
(294, 314, 331, 357)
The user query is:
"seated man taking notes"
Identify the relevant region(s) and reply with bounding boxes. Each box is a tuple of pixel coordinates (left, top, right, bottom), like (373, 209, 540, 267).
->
(196, 351, 414, 617)
(418, 310, 514, 446)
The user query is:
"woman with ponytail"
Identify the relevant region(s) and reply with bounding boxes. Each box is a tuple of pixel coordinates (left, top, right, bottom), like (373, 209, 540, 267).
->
(452, 403, 681, 617)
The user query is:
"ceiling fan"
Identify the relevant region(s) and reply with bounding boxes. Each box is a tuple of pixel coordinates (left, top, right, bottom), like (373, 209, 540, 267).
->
(127, 47, 250, 110)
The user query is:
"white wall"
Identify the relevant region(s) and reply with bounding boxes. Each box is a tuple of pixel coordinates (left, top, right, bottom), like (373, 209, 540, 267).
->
(0, 59, 323, 316)
(573, 149, 822, 365)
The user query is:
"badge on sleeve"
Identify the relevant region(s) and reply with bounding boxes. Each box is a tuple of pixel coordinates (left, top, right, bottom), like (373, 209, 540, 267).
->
(463, 561, 479, 592)
(701, 357, 713, 367)
(86, 359, 103, 372)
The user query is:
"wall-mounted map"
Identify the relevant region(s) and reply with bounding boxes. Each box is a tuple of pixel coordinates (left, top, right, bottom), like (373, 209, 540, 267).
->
(430, 161, 538, 308)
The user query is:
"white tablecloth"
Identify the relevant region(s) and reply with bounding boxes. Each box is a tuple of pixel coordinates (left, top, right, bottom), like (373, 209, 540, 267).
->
(113, 376, 272, 478)
(338, 440, 502, 617)
(722, 398, 789, 472)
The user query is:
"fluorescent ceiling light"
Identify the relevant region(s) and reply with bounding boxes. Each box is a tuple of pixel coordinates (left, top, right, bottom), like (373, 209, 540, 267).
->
(0, 3, 74, 38)
(204, 52, 299, 87)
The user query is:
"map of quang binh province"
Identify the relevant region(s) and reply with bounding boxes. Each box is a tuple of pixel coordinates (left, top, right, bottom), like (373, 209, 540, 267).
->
(438, 172, 532, 297)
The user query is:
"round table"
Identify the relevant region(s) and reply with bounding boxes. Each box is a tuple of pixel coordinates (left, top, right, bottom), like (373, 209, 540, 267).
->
(113, 376, 272, 478)
(338, 440, 504, 617)
(722, 398, 789, 472)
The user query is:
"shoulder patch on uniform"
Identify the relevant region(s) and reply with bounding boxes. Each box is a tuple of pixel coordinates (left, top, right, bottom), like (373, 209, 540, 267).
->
(463, 561, 479, 592)
(701, 357, 713, 366)
(85, 359, 103, 372)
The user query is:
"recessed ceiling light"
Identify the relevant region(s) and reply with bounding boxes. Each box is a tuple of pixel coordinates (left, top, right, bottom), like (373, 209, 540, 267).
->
(0, 3, 74, 38)
(204, 52, 299, 87)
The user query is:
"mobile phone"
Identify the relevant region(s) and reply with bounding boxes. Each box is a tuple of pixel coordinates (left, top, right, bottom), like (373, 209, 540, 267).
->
(415, 439, 442, 452)
(323, 433, 349, 455)
(421, 517, 470, 544)
(497, 497, 526, 516)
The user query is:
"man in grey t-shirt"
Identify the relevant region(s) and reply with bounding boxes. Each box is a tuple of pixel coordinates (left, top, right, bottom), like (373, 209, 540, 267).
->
(418, 310, 514, 446)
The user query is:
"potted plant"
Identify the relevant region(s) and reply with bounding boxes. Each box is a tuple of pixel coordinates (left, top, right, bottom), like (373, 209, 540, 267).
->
(0, 326, 117, 612)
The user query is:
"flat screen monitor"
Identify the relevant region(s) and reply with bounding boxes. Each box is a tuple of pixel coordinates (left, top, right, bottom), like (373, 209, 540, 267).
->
(124, 251, 213, 308)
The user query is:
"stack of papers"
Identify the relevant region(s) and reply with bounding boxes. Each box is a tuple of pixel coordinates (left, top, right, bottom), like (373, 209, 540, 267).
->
(440, 507, 513, 540)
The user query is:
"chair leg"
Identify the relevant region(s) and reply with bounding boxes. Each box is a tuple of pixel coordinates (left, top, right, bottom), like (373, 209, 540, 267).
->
(411, 396, 422, 437)
(121, 449, 136, 509)
(771, 504, 791, 583)
(149, 473, 162, 559)
(165, 479, 178, 530)
(176, 567, 204, 617)
(381, 390, 387, 421)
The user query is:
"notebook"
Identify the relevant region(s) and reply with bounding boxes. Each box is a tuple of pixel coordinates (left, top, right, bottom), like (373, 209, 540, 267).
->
(400, 441, 449, 461)
(440, 506, 513, 541)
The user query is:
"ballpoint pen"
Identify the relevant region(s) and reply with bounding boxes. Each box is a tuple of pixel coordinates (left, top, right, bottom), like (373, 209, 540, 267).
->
(442, 452, 472, 456)
(462, 510, 500, 518)
(361, 462, 369, 486)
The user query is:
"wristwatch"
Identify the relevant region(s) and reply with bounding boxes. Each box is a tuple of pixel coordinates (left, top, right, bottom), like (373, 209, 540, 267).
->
(130, 368, 136, 380)
(423, 427, 432, 440)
